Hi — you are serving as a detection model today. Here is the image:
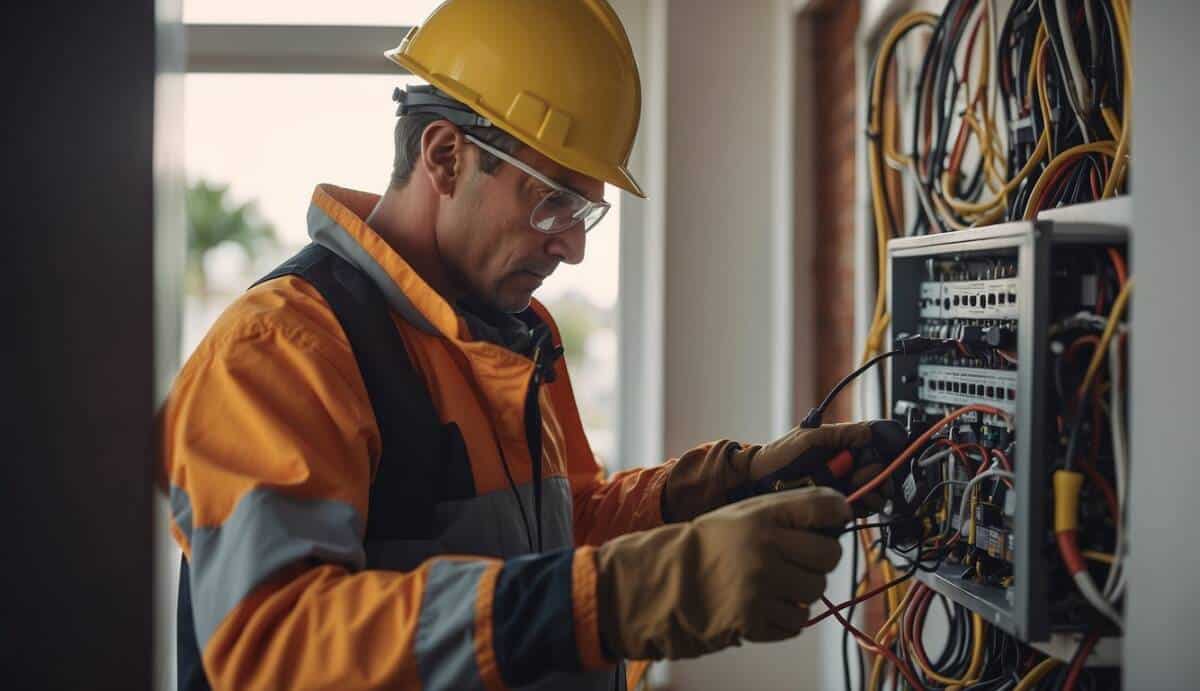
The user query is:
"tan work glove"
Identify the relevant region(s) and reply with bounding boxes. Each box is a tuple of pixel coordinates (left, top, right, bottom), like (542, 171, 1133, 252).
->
(663, 421, 904, 522)
(595, 487, 850, 661)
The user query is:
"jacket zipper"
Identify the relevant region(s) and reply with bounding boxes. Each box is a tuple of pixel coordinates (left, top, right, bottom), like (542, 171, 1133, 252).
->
(524, 342, 546, 552)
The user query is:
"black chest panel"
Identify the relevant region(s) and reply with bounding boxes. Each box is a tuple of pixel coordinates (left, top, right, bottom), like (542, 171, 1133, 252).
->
(259, 243, 476, 538)
(177, 244, 473, 691)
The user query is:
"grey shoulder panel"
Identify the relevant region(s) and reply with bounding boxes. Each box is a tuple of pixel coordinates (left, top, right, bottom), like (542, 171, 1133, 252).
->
(307, 203, 441, 336)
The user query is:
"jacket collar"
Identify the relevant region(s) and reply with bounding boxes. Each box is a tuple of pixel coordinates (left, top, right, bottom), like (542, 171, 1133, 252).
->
(306, 184, 551, 360)
(308, 183, 469, 339)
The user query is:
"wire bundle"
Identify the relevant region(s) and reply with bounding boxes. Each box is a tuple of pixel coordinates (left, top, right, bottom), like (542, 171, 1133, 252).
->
(861, 0, 1131, 365)
(819, 3, 1135, 687)
(818, 397, 1124, 689)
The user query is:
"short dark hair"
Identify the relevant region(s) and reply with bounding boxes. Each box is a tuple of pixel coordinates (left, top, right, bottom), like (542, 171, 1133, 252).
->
(390, 112, 524, 189)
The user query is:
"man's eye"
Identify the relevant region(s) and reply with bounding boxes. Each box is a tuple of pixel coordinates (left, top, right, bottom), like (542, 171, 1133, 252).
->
(540, 191, 570, 210)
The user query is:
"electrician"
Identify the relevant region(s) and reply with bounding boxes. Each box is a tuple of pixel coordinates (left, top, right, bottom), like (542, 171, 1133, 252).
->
(162, 1, 891, 689)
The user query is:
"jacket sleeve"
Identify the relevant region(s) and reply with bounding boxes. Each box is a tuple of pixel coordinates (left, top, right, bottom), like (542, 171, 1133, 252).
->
(162, 291, 611, 690)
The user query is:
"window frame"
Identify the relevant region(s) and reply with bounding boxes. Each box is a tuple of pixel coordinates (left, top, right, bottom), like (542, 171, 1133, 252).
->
(186, 24, 412, 74)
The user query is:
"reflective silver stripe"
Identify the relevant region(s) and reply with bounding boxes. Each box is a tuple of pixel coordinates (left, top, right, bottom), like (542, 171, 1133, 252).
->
(416, 560, 489, 691)
(366, 477, 574, 571)
(307, 202, 441, 336)
(175, 485, 366, 647)
(170, 486, 194, 541)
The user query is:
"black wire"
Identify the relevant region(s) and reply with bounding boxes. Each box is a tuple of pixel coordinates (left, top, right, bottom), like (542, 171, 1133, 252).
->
(1039, 0, 1089, 126)
(1064, 397, 1086, 471)
(495, 445, 535, 552)
(1097, 0, 1124, 115)
(930, 595, 959, 670)
(842, 521, 895, 535)
(948, 603, 974, 679)
(843, 532, 861, 691)
(803, 349, 901, 428)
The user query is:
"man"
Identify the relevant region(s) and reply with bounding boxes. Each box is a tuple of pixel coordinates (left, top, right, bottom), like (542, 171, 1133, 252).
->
(162, 1, 893, 689)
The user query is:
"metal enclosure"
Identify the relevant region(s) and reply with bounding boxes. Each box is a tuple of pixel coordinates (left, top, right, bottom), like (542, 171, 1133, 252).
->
(887, 215, 1128, 642)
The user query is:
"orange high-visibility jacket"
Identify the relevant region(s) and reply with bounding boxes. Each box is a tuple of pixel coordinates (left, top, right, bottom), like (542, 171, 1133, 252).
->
(161, 184, 677, 690)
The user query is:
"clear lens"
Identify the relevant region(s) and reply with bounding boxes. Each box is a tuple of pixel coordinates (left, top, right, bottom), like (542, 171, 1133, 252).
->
(531, 190, 609, 234)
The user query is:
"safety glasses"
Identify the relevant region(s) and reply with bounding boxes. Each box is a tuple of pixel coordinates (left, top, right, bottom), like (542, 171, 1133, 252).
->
(463, 133, 610, 234)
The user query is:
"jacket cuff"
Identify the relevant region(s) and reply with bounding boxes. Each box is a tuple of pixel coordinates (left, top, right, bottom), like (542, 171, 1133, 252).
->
(572, 546, 612, 669)
(661, 440, 752, 522)
(491, 548, 612, 686)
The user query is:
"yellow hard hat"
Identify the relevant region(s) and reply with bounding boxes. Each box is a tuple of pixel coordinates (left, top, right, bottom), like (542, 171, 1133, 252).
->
(386, 0, 645, 198)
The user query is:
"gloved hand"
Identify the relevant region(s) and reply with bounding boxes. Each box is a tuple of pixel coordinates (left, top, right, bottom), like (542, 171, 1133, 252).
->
(663, 420, 906, 522)
(595, 487, 850, 661)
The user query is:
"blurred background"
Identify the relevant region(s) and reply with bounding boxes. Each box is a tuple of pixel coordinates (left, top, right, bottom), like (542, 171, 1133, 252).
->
(7, 1, 1200, 689)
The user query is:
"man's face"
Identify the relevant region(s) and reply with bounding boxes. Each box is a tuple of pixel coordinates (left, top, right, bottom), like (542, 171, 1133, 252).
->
(438, 141, 603, 313)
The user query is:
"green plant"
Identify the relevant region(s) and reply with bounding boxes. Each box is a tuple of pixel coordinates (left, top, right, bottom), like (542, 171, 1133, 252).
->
(186, 180, 277, 296)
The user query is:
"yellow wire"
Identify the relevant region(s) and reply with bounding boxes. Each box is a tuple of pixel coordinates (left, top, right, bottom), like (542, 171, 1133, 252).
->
(941, 29, 1048, 217)
(1014, 657, 1062, 691)
(863, 12, 938, 367)
(1036, 35, 1056, 158)
(1083, 550, 1116, 565)
(867, 583, 919, 691)
(1101, 106, 1123, 141)
(1102, 0, 1132, 198)
(912, 612, 987, 686)
(941, 131, 1047, 216)
(936, 19, 1008, 225)
(1080, 278, 1134, 396)
(1021, 140, 1118, 219)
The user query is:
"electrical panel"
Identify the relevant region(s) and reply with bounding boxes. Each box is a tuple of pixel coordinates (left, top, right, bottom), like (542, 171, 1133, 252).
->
(886, 199, 1128, 644)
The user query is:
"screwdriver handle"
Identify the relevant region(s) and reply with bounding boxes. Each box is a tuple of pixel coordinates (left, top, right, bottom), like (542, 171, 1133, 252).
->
(769, 449, 856, 492)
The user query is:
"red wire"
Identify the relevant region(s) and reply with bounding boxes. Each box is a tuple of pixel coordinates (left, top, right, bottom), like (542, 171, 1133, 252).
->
(905, 584, 942, 677)
(961, 3, 987, 83)
(1107, 248, 1128, 287)
(961, 442, 991, 474)
(804, 567, 913, 628)
(849, 404, 1012, 504)
(1064, 631, 1101, 690)
(1081, 387, 1120, 521)
(948, 8, 987, 184)
(990, 447, 1013, 473)
(1064, 335, 1101, 369)
(1034, 156, 1086, 213)
(930, 438, 969, 469)
(821, 594, 929, 691)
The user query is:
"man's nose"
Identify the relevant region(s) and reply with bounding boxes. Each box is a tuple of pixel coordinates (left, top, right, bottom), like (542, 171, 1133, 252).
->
(545, 222, 586, 265)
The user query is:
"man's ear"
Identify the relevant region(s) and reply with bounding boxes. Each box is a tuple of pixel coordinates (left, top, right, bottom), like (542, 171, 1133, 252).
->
(419, 120, 466, 197)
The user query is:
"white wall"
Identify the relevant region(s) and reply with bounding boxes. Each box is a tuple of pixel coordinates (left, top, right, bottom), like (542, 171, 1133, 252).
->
(612, 0, 667, 475)
(653, 2, 822, 688)
(660, 0, 795, 453)
(1124, 3, 1200, 687)
(612, 1, 862, 688)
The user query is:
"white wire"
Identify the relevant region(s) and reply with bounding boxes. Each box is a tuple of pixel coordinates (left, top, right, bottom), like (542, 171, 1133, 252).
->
(988, 0, 1004, 154)
(1074, 570, 1124, 630)
(1084, 0, 1100, 93)
(956, 464, 1017, 536)
(1054, 0, 1092, 108)
(1109, 560, 1128, 602)
(918, 446, 960, 468)
(1104, 327, 1129, 601)
(1054, 0, 1092, 141)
